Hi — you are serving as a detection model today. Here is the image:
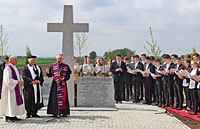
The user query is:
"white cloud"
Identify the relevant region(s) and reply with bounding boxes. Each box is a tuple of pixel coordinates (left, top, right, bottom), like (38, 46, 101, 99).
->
(0, 0, 200, 57)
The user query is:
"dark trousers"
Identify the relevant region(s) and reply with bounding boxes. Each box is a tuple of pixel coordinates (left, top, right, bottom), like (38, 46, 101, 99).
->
(122, 83, 125, 100)
(0, 79, 2, 99)
(190, 88, 198, 114)
(129, 83, 133, 99)
(144, 78, 153, 104)
(183, 86, 191, 108)
(155, 79, 162, 104)
(152, 80, 156, 102)
(174, 80, 183, 108)
(124, 81, 130, 100)
(133, 81, 142, 101)
(163, 83, 169, 106)
(168, 81, 174, 106)
(198, 89, 200, 110)
(114, 82, 123, 101)
(140, 81, 144, 100)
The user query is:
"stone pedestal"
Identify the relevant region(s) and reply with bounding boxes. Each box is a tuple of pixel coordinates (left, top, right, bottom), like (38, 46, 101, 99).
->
(77, 77, 116, 108)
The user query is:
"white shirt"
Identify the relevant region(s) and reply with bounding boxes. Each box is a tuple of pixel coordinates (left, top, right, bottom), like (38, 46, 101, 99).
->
(117, 61, 121, 67)
(189, 68, 197, 89)
(27, 64, 42, 104)
(135, 62, 139, 69)
(176, 64, 180, 71)
(166, 62, 171, 70)
(145, 63, 149, 70)
(74, 62, 80, 73)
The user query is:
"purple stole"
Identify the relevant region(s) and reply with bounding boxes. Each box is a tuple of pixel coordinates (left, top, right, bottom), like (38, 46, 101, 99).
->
(53, 62, 70, 109)
(6, 64, 23, 106)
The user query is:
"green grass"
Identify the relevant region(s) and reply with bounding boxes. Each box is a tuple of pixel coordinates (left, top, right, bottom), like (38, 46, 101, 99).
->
(16, 58, 56, 68)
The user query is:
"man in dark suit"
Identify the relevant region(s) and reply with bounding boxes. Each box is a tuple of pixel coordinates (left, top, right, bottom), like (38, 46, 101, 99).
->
(0, 56, 9, 99)
(140, 54, 146, 100)
(161, 54, 176, 107)
(173, 57, 184, 110)
(143, 57, 155, 105)
(152, 59, 164, 107)
(129, 55, 144, 103)
(110, 54, 127, 103)
(124, 57, 131, 101)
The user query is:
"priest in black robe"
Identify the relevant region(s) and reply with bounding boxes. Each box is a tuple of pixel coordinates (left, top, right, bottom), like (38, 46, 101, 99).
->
(22, 55, 44, 118)
(46, 54, 71, 117)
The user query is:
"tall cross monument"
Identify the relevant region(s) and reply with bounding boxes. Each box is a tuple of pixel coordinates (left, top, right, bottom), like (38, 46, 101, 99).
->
(47, 5, 89, 106)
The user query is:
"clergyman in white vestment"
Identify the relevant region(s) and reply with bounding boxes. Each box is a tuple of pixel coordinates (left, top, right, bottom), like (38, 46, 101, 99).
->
(1, 56, 25, 122)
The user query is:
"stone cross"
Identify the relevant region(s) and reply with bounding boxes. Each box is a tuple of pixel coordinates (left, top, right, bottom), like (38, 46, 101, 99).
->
(47, 5, 89, 106)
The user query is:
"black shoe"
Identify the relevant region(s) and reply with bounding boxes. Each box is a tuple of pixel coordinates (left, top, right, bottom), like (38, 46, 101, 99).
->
(13, 116, 21, 121)
(163, 104, 169, 107)
(6, 118, 14, 123)
(152, 103, 158, 106)
(136, 100, 140, 103)
(189, 112, 197, 115)
(26, 115, 31, 118)
(139, 98, 143, 100)
(158, 103, 162, 107)
(32, 114, 40, 118)
(183, 105, 187, 108)
(125, 98, 129, 101)
(6, 116, 14, 123)
(61, 114, 67, 117)
(148, 102, 152, 105)
(115, 101, 118, 104)
(143, 101, 148, 104)
(119, 101, 122, 104)
(177, 107, 182, 110)
(53, 114, 57, 117)
(170, 105, 176, 109)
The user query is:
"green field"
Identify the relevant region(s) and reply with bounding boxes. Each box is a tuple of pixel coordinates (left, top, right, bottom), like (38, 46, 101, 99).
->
(16, 58, 56, 67)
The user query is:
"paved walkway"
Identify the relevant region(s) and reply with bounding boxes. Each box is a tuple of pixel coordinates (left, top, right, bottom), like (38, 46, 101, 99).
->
(0, 101, 189, 129)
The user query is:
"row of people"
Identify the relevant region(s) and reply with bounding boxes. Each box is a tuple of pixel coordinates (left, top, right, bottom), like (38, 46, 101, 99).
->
(110, 53, 200, 116)
(74, 56, 112, 77)
(0, 54, 71, 122)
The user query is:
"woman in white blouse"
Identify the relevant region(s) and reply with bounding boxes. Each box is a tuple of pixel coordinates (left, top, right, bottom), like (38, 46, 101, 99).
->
(189, 61, 199, 115)
(82, 57, 94, 76)
(74, 57, 81, 74)
(95, 58, 106, 77)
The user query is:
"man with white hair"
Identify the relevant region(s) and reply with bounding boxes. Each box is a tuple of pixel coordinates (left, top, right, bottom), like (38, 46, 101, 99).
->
(46, 54, 71, 117)
(22, 55, 44, 118)
(1, 56, 25, 123)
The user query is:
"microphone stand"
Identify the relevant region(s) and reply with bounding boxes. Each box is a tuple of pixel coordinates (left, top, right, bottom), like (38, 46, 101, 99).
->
(47, 61, 69, 123)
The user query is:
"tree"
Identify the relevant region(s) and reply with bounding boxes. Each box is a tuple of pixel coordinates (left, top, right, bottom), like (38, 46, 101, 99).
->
(0, 25, 9, 57)
(144, 26, 162, 58)
(25, 44, 32, 65)
(74, 33, 90, 57)
(192, 46, 197, 53)
(103, 48, 135, 62)
(89, 51, 97, 59)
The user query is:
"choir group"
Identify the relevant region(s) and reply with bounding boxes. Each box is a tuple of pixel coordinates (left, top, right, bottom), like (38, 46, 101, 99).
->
(74, 53, 200, 116)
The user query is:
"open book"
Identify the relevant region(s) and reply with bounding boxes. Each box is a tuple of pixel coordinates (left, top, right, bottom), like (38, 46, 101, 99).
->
(191, 75, 200, 82)
(180, 70, 191, 77)
(169, 68, 177, 73)
(159, 68, 169, 75)
(127, 67, 150, 74)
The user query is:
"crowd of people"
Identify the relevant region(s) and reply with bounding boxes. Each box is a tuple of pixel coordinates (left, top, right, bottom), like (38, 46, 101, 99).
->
(74, 53, 200, 116)
(1, 52, 200, 123)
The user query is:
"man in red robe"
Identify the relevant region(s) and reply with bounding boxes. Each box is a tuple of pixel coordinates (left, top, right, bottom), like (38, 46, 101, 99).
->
(46, 54, 71, 117)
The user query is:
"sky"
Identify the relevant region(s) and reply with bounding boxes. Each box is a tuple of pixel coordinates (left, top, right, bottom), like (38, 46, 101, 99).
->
(0, 0, 200, 57)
